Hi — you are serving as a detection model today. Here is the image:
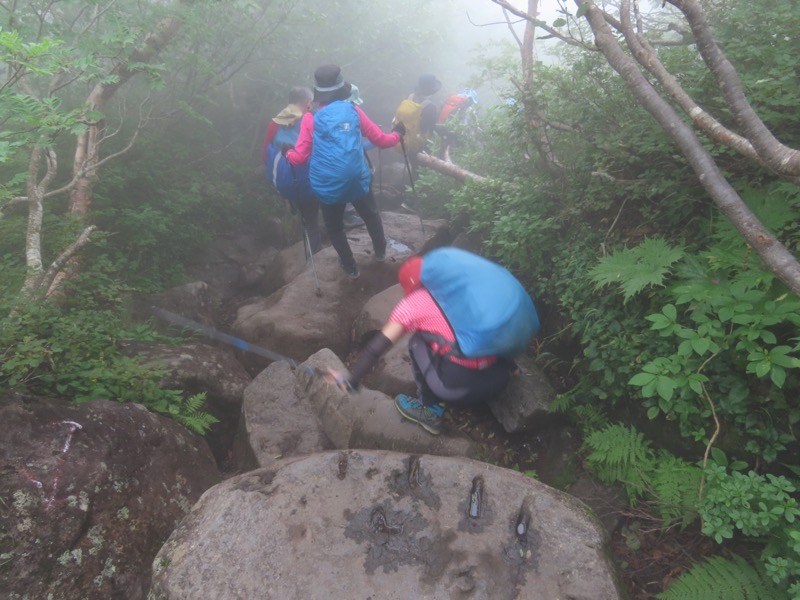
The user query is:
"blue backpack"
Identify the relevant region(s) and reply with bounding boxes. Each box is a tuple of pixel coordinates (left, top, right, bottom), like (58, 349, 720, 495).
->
(265, 120, 312, 208)
(265, 146, 312, 209)
(310, 101, 371, 205)
(420, 247, 540, 359)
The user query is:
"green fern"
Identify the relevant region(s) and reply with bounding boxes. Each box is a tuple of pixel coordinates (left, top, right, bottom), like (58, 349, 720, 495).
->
(171, 392, 219, 435)
(657, 554, 784, 600)
(649, 452, 702, 528)
(586, 423, 654, 503)
(572, 403, 610, 435)
(588, 237, 685, 303)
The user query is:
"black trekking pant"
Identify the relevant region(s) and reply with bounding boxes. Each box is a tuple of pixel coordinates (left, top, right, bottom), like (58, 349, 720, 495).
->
(320, 189, 385, 268)
(407, 332, 512, 408)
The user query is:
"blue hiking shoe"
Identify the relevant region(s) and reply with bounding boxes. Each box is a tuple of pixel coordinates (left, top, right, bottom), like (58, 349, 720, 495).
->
(394, 394, 444, 435)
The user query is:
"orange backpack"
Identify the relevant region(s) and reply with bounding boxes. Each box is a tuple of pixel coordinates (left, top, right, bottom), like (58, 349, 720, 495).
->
(437, 95, 470, 124)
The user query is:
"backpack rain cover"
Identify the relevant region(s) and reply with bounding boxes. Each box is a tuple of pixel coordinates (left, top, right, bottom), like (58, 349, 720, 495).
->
(420, 247, 539, 359)
(310, 101, 371, 205)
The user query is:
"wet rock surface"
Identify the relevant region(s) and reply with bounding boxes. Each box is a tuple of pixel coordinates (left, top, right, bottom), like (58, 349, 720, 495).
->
(150, 451, 624, 599)
(0, 395, 220, 600)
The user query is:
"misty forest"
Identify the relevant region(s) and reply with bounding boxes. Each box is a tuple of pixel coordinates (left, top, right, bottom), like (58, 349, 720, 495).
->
(2, 0, 800, 598)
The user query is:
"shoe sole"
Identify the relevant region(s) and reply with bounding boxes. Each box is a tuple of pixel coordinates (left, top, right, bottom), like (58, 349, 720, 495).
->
(395, 403, 441, 435)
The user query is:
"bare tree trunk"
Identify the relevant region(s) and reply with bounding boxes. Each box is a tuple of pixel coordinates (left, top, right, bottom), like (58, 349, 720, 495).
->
(68, 0, 194, 218)
(416, 153, 488, 184)
(667, 0, 800, 176)
(576, 0, 800, 296)
(47, 0, 194, 296)
(20, 145, 57, 299)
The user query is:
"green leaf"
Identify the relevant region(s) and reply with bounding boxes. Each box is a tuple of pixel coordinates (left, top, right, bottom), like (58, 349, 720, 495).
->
(629, 372, 656, 386)
(656, 376, 676, 401)
(588, 239, 685, 303)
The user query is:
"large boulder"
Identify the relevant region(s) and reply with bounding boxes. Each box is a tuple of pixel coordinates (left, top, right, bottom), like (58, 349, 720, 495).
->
(232, 211, 451, 366)
(130, 341, 253, 464)
(488, 352, 559, 433)
(185, 229, 286, 305)
(232, 360, 334, 472)
(235, 349, 478, 467)
(0, 396, 220, 600)
(150, 450, 624, 599)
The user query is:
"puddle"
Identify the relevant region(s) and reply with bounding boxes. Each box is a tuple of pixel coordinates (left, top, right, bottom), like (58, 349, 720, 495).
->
(387, 238, 411, 254)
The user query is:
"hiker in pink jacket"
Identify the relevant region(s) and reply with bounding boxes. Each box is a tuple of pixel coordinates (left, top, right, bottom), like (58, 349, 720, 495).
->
(285, 64, 404, 280)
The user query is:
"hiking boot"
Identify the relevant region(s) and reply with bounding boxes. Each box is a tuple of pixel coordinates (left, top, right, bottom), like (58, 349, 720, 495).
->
(343, 213, 365, 230)
(375, 249, 386, 262)
(340, 261, 360, 280)
(394, 394, 443, 435)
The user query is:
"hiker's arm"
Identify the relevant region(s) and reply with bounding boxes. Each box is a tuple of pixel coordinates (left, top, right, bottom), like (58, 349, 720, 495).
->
(328, 321, 404, 392)
(356, 106, 401, 149)
(348, 321, 404, 387)
(285, 113, 314, 165)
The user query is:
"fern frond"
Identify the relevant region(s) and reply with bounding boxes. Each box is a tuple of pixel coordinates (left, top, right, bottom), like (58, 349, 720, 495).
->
(586, 424, 654, 503)
(648, 452, 702, 528)
(183, 392, 207, 413)
(588, 238, 684, 303)
(549, 392, 575, 413)
(572, 403, 609, 435)
(175, 392, 218, 435)
(657, 554, 784, 600)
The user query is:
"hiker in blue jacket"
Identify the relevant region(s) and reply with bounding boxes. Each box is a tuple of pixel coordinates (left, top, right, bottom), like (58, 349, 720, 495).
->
(286, 64, 404, 280)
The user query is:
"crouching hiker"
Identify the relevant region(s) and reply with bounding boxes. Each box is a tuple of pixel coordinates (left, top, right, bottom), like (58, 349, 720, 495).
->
(285, 64, 404, 280)
(326, 247, 540, 435)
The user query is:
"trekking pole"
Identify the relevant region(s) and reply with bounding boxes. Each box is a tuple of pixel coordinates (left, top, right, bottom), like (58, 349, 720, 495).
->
(149, 305, 319, 377)
(398, 136, 424, 235)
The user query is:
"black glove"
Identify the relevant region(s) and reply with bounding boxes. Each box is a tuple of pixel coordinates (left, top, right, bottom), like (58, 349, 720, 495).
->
(392, 121, 406, 136)
(280, 143, 292, 157)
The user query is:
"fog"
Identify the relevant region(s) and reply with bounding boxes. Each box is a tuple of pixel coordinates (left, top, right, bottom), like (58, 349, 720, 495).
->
(378, 1, 566, 117)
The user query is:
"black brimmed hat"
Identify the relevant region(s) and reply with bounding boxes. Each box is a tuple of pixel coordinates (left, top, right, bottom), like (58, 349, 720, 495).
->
(414, 74, 441, 97)
(313, 64, 352, 104)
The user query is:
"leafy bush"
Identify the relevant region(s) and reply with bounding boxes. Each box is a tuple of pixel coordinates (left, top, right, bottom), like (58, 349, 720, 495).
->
(656, 554, 784, 600)
(0, 296, 217, 435)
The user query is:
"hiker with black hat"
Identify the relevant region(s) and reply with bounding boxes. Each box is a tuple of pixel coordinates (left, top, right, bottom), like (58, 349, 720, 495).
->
(285, 64, 404, 280)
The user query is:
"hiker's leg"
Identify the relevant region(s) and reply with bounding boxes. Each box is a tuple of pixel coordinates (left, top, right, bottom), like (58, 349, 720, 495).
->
(408, 332, 510, 408)
(320, 202, 354, 267)
(351, 190, 386, 257)
(299, 196, 321, 254)
(407, 332, 446, 406)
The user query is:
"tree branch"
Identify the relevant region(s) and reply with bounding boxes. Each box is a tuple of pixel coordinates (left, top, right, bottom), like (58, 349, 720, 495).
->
(667, 0, 800, 176)
(575, 0, 800, 297)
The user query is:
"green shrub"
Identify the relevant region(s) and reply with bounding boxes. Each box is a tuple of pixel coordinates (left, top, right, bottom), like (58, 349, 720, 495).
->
(0, 295, 217, 435)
